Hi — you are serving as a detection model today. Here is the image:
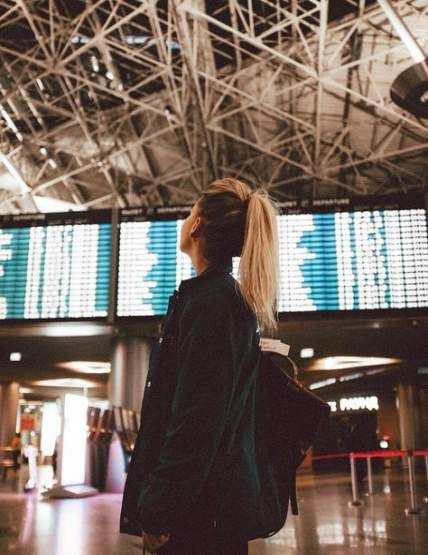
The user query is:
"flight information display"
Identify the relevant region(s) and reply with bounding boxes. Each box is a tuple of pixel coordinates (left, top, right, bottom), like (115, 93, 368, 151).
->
(117, 194, 428, 317)
(277, 198, 428, 311)
(0, 210, 111, 320)
(117, 207, 197, 316)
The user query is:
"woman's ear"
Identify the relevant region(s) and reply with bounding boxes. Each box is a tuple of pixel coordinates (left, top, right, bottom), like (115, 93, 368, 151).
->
(190, 216, 202, 238)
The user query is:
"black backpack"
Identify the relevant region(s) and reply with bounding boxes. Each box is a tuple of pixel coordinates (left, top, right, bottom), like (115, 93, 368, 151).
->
(257, 348, 331, 516)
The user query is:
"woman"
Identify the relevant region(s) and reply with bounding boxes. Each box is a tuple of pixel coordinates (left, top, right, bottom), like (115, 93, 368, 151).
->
(120, 178, 282, 554)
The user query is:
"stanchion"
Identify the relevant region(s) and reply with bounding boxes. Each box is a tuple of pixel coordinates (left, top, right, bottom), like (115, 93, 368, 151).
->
(405, 450, 421, 515)
(366, 456, 374, 496)
(424, 455, 428, 505)
(348, 454, 363, 507)
(24, 444, 38, 492)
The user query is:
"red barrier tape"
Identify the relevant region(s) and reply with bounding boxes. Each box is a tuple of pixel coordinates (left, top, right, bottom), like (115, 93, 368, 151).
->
(351, 450, 406, 459)
(311, 449, 428, 461)
(311, 452, 350, 461)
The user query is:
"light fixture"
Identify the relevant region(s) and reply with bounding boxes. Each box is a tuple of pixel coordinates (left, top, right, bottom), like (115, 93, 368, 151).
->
(56, 361, 111, 374)
(19, 387, 33, 394)
(309, 356, 400, 371)
(10, 352, 22, 361)
(300, 348, 314, 359)
(31, 378, 100, 388)
(309, 378, 337, 390)
(37, 323, 108, 337)
(90, 55, 99, 73)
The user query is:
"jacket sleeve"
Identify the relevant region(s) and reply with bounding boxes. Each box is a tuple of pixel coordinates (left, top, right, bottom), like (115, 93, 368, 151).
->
(137, 297, 236, 534)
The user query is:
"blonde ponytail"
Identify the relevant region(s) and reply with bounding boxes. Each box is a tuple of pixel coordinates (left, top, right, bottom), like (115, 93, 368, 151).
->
(197, 178, 280, 336)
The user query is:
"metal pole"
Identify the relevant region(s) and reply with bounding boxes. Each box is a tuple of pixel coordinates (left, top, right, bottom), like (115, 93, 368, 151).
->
(405, 450, 421, 515)
(423, 455, 428, 505)
(366, 456, 374, 495)
(348, 454, 363, 507)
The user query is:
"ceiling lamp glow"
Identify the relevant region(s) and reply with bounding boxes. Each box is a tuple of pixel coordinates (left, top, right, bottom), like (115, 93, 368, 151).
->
(309, 356, 400, 371)
(56, 361, 111, 374)
(31, 378, 99, 388)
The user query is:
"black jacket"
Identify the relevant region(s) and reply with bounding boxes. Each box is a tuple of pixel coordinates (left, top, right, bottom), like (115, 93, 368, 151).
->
(119, 258, 286, 541)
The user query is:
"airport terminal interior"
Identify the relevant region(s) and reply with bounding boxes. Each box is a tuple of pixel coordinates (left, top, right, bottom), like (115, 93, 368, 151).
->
(0, 1, 427, 554)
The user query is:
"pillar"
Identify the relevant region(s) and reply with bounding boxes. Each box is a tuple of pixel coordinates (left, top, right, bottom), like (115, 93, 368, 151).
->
(378, 390, 401, 449)
(108, 337, 153, 411)
(396, 382, 421, 450)
(0, 382, 20, 446)
(418, 387, 428, 447)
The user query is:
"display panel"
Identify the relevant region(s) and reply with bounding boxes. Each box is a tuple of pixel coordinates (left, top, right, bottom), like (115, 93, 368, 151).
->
(117, 194, 428, 317)
(277, 194, 427, 311)
(117, 207, 196, 316)
(0, 210, 111, 320)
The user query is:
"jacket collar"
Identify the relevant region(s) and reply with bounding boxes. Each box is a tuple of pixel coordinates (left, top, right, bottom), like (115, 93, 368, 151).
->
(178, 257, 233, 294)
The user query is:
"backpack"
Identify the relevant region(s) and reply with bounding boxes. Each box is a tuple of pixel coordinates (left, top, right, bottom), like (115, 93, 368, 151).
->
(257, 346, 331, 516)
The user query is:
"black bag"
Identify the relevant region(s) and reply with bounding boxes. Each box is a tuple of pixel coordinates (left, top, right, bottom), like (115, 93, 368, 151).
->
(258, 350, 331, 515)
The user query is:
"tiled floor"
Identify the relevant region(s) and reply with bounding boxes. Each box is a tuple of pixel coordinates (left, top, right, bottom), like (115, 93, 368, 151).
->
(0, 465, 426, 554)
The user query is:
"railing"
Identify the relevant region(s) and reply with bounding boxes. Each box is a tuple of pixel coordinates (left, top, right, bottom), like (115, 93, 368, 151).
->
(311, 449, 428, 515)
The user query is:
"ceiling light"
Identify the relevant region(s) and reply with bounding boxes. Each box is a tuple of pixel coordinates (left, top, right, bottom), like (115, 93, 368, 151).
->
(90, 55, 99, 73)
(105, 71, 114, 80)
(39, 323, 111, 337)
(338, 372, 364, 382)
(10, 351, 22, 361)
(309, 356, 400, 371)
(71, 36, 89, 44)
(19, 387, 33, 394)
(39, 147, 48, 156)
(31, 378, 99, 388)
(309, 378, 336, 390)
(56, 361, 111, 374)
(300, 348, 314, 359)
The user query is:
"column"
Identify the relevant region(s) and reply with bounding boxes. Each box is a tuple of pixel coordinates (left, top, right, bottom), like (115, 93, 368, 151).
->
(0, 382, 19, 446)
(396, 382, 422, 450)
(378, 390, 401, 449)
(418, 387, 428, 447)
(108, 336, 153, 411)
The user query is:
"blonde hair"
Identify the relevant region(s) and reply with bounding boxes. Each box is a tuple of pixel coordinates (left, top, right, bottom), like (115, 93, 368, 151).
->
(196, 177, 280, 336)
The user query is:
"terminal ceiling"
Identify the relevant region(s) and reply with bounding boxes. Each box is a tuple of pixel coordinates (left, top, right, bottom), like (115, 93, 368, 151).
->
(0, 0, 427, 214)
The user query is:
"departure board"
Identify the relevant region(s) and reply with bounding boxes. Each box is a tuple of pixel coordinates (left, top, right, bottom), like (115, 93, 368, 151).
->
(117, 207, 196, 316)
(117, 194, 428, 317)
(0, 210, 111, 320)
(278, 205, 427, 311)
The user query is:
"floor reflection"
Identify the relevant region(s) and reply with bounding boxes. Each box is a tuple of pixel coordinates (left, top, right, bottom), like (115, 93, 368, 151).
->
(0, 466, 426, 554)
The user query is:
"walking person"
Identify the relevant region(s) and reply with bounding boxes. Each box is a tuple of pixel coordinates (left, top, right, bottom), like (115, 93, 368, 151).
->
(120, 178, 283, 554)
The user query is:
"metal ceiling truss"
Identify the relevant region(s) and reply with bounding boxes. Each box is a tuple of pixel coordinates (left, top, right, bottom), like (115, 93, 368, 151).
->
(0, 0, 427, 213)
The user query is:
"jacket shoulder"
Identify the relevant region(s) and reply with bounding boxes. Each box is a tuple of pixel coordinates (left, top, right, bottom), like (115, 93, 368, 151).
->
(182, 275, 253, 319)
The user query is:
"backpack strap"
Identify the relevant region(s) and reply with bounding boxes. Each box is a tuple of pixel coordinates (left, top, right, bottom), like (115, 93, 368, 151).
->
(289, 467, 299, 515)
